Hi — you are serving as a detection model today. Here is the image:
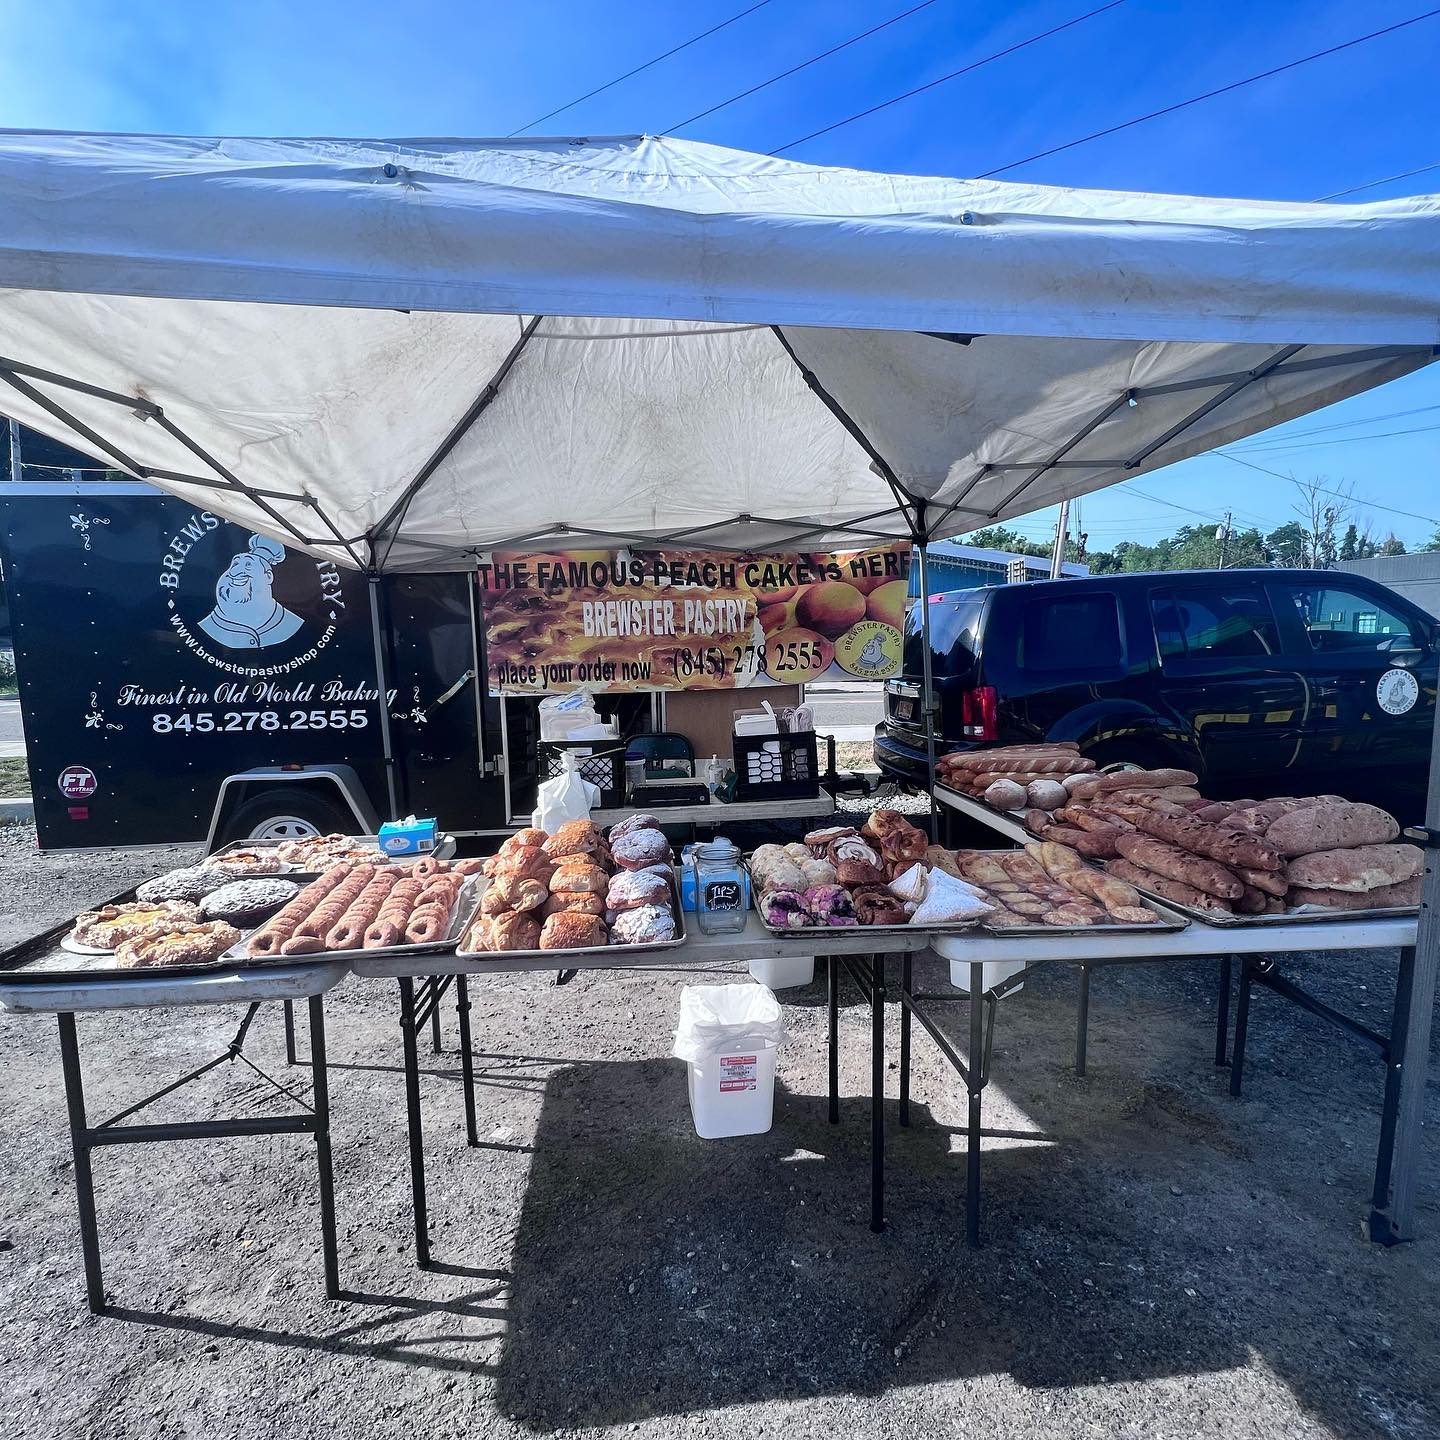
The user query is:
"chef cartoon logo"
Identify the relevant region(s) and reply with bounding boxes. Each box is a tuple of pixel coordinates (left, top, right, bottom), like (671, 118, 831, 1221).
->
(198, 534, 304, 651)
(1376, 668, 1420, 716)
(157, 510, 346, 678)
(834, 619, 901, 680)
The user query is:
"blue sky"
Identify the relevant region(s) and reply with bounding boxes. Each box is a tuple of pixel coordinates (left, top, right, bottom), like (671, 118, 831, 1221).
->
(2, 0, 1437, 549)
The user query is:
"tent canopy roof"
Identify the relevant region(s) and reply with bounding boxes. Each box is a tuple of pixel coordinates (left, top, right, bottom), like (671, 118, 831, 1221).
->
(0, 130, 1436, 569)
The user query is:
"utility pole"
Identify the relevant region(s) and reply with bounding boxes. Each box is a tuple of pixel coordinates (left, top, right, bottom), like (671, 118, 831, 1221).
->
(1049, 498, 1070, 579)
(1216, 510, 1233, 569)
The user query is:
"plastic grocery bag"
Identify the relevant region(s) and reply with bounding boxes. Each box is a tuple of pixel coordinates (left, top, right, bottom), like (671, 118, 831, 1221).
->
(532, 751, 599, 834)
(672, 983, 787, 1064)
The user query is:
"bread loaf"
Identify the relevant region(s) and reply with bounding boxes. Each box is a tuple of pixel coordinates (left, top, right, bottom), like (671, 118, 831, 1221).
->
(1106, 858, 1235, 915)
(1287, 876, 1421, 909)
(1284, 843, 1420, 893)
(1265, 802, 1400, 857)
(1114, 833, 1244, 899)
(1237, 865, 1288, 898)
(1026, 779, 1070, 811)
(982, 779, 1028, 811)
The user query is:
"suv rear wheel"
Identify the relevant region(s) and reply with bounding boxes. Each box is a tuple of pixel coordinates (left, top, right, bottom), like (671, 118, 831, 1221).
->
(1081, 739, 1178, 774)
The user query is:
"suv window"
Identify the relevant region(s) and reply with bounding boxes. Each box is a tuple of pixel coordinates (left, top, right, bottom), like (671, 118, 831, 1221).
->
(1286, 584, 1418, 654)
(1152, 585, 1279, 662)
(903, 593, 985, 675)
(1020, 593, 1121, 671)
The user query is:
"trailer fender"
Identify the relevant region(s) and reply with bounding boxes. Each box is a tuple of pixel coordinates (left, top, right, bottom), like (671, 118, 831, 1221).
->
(206, 765, 381, 849)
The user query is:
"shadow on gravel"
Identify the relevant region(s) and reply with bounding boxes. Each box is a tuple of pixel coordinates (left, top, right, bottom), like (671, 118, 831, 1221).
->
(491, 1055, 1252, 1430)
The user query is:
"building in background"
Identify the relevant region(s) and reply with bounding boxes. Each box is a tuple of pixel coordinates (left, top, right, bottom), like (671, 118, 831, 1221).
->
(1335, 554, 1440, 618)
(910, 539, 1089, 595)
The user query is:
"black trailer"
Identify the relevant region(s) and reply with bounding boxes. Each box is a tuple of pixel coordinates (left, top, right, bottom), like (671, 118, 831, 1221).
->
(0, 475, 537, 847)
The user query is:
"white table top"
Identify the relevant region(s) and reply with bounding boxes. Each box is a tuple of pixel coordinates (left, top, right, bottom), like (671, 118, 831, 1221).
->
(0, 961, 350, 1015)
(591, 792, 836, 828)
(932, 783, 1030, 843)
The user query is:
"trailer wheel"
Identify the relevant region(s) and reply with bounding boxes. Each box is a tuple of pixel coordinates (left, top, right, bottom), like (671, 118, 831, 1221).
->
(218, 787, 356, 844)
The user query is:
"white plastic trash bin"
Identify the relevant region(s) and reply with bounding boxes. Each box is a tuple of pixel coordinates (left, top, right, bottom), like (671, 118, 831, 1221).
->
(673, 983, 787, 1139)
(748, 952, 815, 990)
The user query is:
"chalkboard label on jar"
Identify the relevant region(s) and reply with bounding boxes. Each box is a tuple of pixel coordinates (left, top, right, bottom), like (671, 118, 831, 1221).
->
(704, 879, 742, 911)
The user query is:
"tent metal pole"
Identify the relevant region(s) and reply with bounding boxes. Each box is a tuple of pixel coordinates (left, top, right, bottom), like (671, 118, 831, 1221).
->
(371, 315, 544, 570)
(0, 366, 147, 476)
(368, 576, 400, 821)
(1371, 696, 1440, 1242)
(916, 506, 940, 842)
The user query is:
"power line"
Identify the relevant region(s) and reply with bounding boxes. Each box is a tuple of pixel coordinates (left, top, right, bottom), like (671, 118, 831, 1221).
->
(667, 0, 941, 134)
(1317, 160, 1440, 200)
(1218, 453, 1440, 525)
(770, 1, 1124, 155)
(509, 0, 776, 136)
(980, 8, 1440, 178)
(1225, 421, 1440, 454)
(1226, 402, 1440, 446)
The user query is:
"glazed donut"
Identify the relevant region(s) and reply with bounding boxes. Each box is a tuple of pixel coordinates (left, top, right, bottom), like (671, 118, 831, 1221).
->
(324, 918, 368, 951)
(413, 857, 447, 878)
(362, 919, 403, 948)
(417, 881, 461, 909)
(404, 908, 447, 944)
(280, 934, 325, 955)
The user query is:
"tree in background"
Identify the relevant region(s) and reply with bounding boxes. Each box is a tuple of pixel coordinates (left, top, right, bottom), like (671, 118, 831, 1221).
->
(1379, 533, 1408, 556)
(1420, 527, 1440, 553)
(1339, 522, 1359, 561)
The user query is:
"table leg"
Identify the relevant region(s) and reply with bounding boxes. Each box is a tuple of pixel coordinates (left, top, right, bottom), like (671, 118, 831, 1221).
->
(397, 978, 431, 1267)
(307, 995, 341, 1299)
(455, 974, 479, 1147)
(1074, 964, 1092, 1077)
(429, 981, 443, 1054)
(1214, 955, 1233, 1068)
(1229, 957, 1255, 1098)
(1370, 945, 1423, 1244)
(967, 962, 983, 1247)
(57, 1013, 106, 1313)
(283, 998, 298, 1067)
(870, 954, 885, 1235)
(899, 953, 912, 1129)
(827, 956, 839, 1125)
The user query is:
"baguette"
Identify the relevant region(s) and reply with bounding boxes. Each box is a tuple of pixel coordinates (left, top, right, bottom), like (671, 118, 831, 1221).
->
(939, 747, 1084, 773)
(1067, 768, 1199, 800)
(1120, 807, 1284, 873)
(1237, 865, 1288, 898)
(1114, 833, 1244, 899)
(1284, 843, 1420, 893)
(1265, 803, 1401, 858)
(1106, 858, 1235, 915)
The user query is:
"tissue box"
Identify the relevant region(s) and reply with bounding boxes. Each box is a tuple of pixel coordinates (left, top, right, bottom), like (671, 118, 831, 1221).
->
(378, 817, 438, 855)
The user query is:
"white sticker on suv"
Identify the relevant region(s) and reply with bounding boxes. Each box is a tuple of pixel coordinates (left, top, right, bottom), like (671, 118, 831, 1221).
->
(1376, 668, 1420, 716)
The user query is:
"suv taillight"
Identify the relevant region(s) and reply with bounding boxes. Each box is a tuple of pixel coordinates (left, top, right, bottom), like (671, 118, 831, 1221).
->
(959, 685, 997, 741)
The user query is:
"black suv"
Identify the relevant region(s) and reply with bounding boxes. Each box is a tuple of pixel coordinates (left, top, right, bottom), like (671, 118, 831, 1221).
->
(875, 569, 1436, 822)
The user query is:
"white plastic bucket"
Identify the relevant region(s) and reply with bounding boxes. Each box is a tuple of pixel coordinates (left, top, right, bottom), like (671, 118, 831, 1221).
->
(673, 983, 786, 1140)
(947, 957, 1028, 994)
(748, 952, 815, 990)
(686, 1044, 777, 1139)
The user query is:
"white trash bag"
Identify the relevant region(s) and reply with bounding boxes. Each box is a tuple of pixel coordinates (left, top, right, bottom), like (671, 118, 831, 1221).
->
(532, 750, 599, 834)
(673, 983, 787, 1139)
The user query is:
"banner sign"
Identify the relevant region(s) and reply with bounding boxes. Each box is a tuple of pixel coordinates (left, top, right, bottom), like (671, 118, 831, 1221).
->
(479, 545, 910, 694)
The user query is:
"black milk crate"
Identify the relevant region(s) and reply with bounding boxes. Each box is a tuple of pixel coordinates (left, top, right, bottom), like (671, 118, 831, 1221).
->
(538, 740, 625, 808)
(732, 731, 820, 802)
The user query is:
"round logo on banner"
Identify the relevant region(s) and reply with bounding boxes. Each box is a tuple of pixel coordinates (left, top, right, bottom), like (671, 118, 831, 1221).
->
(834, 620, 901, 680)
(1376, 668, 1420, 716)
(58, 765, 98, 800)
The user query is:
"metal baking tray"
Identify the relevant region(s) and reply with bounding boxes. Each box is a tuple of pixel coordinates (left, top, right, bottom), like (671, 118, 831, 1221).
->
(453, 871, 686, 960)
(209, 833, 457, 878)
(221, 875, 483, 965)
(749, 849, 1185, 938)
(1123, 881, 1418, 929)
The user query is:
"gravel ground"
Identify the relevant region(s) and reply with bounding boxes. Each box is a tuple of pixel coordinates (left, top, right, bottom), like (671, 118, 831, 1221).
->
(0, 810, 1437, 1440)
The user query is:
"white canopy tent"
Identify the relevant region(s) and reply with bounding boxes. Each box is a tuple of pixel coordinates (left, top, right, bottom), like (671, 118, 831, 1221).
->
(1, 129, 1437, 1241)
(0, 131, 1436, 569)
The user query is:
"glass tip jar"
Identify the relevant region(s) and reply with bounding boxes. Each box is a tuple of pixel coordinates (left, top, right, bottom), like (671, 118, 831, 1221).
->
(692, 838, 748, 935)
